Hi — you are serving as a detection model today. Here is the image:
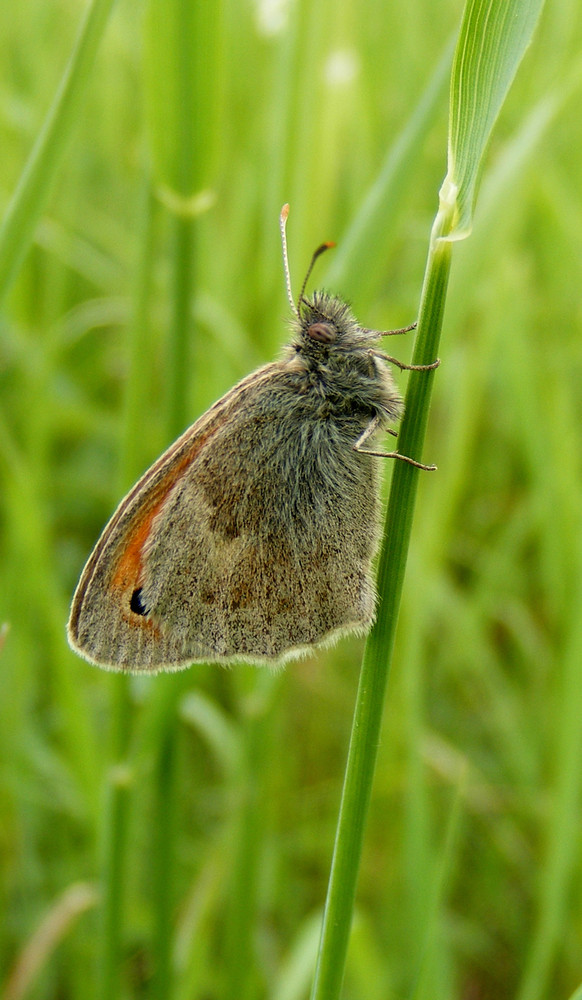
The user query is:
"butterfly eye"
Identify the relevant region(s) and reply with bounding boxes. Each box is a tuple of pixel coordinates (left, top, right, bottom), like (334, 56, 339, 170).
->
(307, 322, 336, 343)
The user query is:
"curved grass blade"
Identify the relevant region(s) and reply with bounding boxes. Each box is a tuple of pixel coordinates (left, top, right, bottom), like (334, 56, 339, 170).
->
(442, 0, 545, 239)
(0, 0, 117, 305)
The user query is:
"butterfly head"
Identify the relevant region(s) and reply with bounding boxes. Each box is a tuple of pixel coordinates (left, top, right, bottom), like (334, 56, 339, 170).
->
(293, 289, 373, 358)
(279, 206, 378, 361)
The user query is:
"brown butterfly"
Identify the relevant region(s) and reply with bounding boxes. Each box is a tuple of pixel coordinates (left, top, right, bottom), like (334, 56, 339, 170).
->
(67, 206, 437, 672)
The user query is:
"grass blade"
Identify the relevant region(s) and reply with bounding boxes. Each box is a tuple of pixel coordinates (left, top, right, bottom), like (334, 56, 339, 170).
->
(0, 0, 116, 305)
(95, 181, 159, 1000)
(444, 0, 545, 238)
(142, 3, 222, 995)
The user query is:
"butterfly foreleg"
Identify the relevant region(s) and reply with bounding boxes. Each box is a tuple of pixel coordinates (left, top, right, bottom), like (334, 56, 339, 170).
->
(353, 416, 437, 471)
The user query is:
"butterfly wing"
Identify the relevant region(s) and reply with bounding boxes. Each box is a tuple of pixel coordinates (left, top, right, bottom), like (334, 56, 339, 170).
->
(68, 362, 379, 672)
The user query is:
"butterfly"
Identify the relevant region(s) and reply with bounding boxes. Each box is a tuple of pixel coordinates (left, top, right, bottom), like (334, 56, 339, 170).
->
(67, 206, 437, 671)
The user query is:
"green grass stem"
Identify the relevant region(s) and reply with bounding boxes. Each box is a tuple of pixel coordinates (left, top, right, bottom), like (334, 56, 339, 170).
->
(118, 183, 160, 490)
(146, 214, 195, 997)
(311, 1, 545, 994)
(516, 552, 582, 1000)
(166, 215, 195, 441)
(143, 0, 218, 986)
(149, 681, 184, 1000)
(223, 670, 279, 1000)
(97, 182, 158, 1000)
(97, 695, 133, 1000)
(310, 213, 452, 1000)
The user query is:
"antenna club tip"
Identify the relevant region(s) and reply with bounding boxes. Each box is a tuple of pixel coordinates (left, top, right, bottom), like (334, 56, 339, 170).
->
(281, 203, 290, 221)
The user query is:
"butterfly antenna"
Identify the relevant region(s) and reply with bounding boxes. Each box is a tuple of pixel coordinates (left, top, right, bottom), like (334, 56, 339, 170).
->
(280, 205, 336, 316)
(280, 204, 298, 316)
(297, 240, 335, 312)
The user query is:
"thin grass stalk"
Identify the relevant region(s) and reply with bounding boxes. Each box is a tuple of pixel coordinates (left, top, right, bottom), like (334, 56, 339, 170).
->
(143, 1, 209, 977)
(97, 679, 133, 1000)
(150, 683, 182, 1000)
(516, 547, 582, 1000)
(0, 0, 116, 306)
(223, 727, 264, 1000)
(223, 671, 278, 1000)
(310, 212, 452, 1000)
(166, 216, 194, 442)
(119, 182, 160, 488)
(224, 787, 261, 1000)
(0, 0, 117, 828)
(97, 182, 158, 1000)
(410, 770, 465, 1000)
(400, 598, 432, 948)
(148, 213, 195, 1000)
(0, 418, 100, 800)
(310, 0, 544, 989)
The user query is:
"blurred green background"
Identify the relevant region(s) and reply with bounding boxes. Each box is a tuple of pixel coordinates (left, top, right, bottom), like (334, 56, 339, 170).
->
(1, 1, 582, 998)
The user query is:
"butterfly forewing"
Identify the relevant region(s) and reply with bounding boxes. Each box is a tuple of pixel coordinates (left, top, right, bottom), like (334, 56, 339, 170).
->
(67, 358, 380, 672)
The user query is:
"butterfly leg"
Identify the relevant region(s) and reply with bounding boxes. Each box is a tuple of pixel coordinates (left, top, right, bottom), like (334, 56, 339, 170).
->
(354, 416, 437, 471)
(373, 352, 441, 372)
(361, 321, 417, 338)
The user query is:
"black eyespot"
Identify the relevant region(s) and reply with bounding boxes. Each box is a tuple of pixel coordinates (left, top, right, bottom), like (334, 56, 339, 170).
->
(130, 587, 148, 616)
(307, 322, 337, 343)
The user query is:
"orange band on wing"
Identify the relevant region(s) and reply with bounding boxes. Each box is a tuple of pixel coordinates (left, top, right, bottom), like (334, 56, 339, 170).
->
(109, 426, 215, 595)
(111, 497, 165, 592)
